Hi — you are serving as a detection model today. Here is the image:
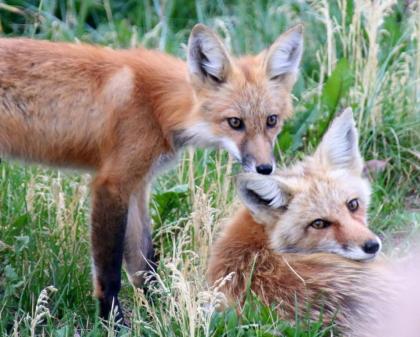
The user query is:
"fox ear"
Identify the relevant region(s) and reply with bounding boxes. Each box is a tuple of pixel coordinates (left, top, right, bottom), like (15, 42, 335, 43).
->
(187, 24, 232, 85)
(236, 173, 290, 216)
(265, 24, 303, 82)
(314, 107, 364, 174)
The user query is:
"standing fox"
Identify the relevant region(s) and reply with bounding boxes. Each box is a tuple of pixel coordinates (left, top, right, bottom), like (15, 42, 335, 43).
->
(207, 109, 388, 334)
(0, 24, 303, 320)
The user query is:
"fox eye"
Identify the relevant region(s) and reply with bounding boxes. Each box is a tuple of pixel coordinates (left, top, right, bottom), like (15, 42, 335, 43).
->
(266, 115, 278, 128)
(347, 198, 359, 212)
(227, 117, 244, 130)
(309, 219, 331, 230)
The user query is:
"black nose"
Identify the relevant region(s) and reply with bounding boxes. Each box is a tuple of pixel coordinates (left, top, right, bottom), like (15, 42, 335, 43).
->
(256, 164, 273, 175)
(362, 239, 380, 254)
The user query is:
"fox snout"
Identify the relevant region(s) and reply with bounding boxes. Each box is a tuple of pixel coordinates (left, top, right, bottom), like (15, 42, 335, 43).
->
(346, 220, 383, 260)
(242, 154, 274, 175)
(256, 164, 274, 175)
(241, 135, 275, 175)
(340, 234, 382, 261)
(361, 237, 381, 255)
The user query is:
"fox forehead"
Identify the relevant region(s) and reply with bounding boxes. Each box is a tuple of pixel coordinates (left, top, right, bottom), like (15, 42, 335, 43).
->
(198, 58, 293, 121)
(231, 82, 290, 119)
(232, 57, 293, 119)
(286, 170, 371, 220)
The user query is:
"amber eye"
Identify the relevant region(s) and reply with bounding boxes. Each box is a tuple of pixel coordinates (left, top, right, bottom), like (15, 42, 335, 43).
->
(266, 115, 278, 128)
(347, 198, 359, 212)
(227, 117, 244, 130)
(310, 219, 331, 230)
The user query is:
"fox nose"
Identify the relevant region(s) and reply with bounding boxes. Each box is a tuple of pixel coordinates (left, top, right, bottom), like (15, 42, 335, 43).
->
(256, 164, 273, 175)
(362, 239, 380, 254)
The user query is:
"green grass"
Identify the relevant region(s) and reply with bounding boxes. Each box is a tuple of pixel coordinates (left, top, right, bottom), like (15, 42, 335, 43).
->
(0, 0, 419, 336)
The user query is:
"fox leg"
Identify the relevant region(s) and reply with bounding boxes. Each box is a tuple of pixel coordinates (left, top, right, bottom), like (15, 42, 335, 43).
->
(124, 181, 157, 288)
(90, 173, 134, 322)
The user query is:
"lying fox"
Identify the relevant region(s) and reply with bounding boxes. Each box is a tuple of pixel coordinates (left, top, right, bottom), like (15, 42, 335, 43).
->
(0, 24, 303, 320)
(207, 109, 388, 334)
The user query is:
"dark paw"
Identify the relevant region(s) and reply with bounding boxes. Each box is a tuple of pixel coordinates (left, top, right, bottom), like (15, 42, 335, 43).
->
(142, 245, 159, 292)
(99, 296, 125, 326)
(146, 244, 158, 273)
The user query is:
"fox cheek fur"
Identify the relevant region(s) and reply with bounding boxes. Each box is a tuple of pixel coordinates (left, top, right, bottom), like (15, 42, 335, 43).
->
(0, 24, 303, 321)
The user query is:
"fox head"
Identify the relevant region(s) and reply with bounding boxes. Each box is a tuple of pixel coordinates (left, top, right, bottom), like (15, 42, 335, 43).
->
(237, 108, 382, 261)
(184, 24, 303, 175)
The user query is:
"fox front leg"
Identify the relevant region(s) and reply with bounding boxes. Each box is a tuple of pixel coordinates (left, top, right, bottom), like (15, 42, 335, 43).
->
(90, 177, 130, 323)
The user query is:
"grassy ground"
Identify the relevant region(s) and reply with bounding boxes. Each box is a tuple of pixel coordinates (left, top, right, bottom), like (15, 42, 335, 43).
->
(0, 0, 419, 336)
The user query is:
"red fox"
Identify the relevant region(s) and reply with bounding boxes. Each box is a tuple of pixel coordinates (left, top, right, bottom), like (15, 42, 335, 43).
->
(207, 108, 388, 334)
(0, 24, 303, 321)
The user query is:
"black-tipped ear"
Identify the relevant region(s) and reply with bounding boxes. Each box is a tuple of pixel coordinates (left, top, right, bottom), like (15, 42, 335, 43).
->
(265, 24, 303, 81)
(187, 24, 232, 85)
(314, 107, 364, 174)
(236, 173, 290, 215)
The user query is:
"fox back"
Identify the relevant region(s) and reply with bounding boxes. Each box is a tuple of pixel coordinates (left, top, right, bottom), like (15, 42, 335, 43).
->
(0, 38, 190, 168)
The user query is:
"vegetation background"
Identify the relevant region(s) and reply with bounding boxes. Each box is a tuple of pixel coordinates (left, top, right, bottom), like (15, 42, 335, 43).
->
(0, 0, 418, 336)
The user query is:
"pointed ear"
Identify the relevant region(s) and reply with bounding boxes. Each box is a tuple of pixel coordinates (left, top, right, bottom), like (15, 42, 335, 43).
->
(265, 24, 303, 82)
(187, 24, 232, 85)
(314, 108, 364, 174)
(236, 173, 291, 216)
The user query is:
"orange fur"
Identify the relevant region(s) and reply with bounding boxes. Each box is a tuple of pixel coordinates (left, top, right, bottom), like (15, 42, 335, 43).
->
(0, 38, 186, 169)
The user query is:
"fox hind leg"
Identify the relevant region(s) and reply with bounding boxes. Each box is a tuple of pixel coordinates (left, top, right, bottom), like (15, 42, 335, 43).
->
(124, 184, 157, 290)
